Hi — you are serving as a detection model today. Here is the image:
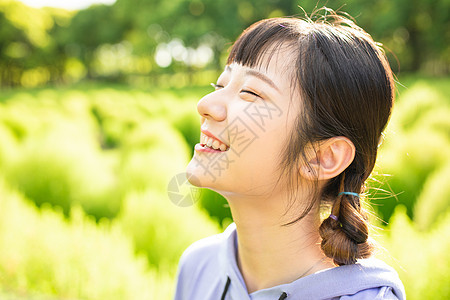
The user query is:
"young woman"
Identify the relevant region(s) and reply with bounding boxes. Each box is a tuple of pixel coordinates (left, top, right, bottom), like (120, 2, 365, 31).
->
(175, 9, 406, 300)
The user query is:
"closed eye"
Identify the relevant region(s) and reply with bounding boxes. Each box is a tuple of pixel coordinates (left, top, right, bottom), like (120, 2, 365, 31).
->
(210, 83, 223, 90)
(210, 83, 261, 99)
(241, 90, 260, 97)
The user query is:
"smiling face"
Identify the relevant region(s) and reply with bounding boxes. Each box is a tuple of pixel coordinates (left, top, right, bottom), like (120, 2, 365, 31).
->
(186, 48, 303, 199)
(184, 14, 396, 267)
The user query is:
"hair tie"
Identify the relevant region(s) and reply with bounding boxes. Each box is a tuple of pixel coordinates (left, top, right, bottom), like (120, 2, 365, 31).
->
(338, 192, 360, 198)
(329, 214, 338, 221)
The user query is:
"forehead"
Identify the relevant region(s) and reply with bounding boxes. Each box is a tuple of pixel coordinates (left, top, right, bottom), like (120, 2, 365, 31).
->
(226, 44, 296, 86)
(232, 39, 295, 70)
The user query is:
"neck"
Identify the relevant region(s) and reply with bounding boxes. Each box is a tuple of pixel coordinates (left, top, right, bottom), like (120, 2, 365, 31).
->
(225, 191, 334, 293)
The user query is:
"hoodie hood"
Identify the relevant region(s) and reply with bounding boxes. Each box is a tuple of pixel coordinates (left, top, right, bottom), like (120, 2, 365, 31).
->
(220, 223, 405, 300)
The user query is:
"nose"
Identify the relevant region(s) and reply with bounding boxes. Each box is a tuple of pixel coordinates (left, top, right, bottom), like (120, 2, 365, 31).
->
(197, 91, 227, 122)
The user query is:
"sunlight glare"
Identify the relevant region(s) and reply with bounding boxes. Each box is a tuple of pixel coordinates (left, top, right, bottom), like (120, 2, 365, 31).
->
(18, 0, 116, 10)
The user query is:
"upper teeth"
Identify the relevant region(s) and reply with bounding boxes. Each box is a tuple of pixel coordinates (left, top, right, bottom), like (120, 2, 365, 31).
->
(201, 133, 228, 151)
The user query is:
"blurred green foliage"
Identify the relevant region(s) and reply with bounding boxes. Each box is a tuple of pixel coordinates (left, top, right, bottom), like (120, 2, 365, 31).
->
(0, 0, 449, 88)
(0, 84, 221, 299)
(0, 179, 175, 299)
(118, 190, 219, 268)
(199, 187, 232, 227)
(373, 77, 450, 226)
(378, 206, 450, 300)
(0, 1, 449, 295)
(0, 76, 448, 299)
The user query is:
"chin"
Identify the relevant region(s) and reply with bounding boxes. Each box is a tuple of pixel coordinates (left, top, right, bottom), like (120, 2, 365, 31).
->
(185, 157, 205, 187)
(186, 154, 229, 190)
(186, 172, 203, 187)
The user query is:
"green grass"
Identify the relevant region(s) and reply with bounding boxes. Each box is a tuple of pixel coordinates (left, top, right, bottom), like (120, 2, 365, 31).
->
(0, 82, 220, 299)
(372, 75, 450, 225)
(0, 76, 448, 299)
(377, 206, 450, 300)
(0, 179, 175, 299)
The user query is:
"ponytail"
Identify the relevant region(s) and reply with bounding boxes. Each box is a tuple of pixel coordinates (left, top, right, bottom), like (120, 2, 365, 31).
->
(319, 174, 374, 265)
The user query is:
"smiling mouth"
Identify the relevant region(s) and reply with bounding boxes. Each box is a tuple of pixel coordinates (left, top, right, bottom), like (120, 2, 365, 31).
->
(200, 133, 229, 151)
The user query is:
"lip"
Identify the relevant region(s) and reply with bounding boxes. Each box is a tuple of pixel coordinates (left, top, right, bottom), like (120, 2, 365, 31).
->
(200, 129, 228, 147)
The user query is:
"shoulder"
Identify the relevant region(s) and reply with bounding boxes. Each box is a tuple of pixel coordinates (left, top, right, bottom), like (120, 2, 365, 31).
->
(335, 258, 406, 300)
(174, 224, 236, 300)
(177, 230, 225, 273)
(339, 286, 401, 299)
(177, 222, 236, 271)
(289, 257, 406, 300)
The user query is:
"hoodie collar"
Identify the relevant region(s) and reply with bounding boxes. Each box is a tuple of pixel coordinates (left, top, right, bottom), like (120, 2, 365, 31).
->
(218, 223, 405, 300)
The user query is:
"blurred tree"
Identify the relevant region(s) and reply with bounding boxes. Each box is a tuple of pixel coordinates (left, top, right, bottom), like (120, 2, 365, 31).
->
(331, 0, 450, 73)
(0, 0, 52, 86)
(0, 0, 449, 87)
(62, 4, 129, 78)
(0, 10, 29, 86)
(110, 0, 449, 77)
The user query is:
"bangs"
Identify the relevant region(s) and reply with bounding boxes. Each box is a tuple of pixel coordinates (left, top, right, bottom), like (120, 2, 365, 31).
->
(226, 18, 303, 69)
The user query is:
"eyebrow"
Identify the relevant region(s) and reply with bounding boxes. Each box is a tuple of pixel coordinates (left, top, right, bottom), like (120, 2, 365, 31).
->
(225, 65, 280, 92)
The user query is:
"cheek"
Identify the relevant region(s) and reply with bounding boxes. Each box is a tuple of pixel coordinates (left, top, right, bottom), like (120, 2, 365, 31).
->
(228, 100, 294, 159)
(243, 129, 284, 166)
(229, 123, 289, 185)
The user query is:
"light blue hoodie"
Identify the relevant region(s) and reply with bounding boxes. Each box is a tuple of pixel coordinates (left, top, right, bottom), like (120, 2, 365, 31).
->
(174, 223, 405, 300)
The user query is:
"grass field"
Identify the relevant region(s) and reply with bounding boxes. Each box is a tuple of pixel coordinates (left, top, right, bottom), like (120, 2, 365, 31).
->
(0, 75, 448, 299)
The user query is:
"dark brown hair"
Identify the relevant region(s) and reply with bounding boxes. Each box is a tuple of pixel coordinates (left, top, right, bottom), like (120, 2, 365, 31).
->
(227, 9, 394, 265)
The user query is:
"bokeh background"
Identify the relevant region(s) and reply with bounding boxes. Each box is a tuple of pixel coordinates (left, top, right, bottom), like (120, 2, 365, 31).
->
(0, 0, 449, 299)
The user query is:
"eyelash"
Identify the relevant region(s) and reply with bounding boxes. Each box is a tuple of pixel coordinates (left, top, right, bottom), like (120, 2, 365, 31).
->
(211, 83, 223, 90)
(210, 83, 261, 98)
(242, 89, 260, 97)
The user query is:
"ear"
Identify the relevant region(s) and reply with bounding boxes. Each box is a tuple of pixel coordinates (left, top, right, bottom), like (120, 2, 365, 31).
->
(300, 137, 355, 181)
